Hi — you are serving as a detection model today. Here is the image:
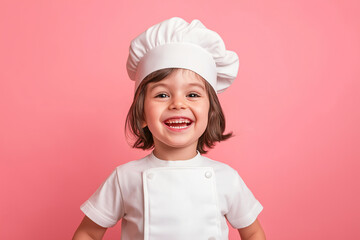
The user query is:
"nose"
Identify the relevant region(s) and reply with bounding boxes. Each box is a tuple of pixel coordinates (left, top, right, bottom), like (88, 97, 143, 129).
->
(169, 95, 187, 110)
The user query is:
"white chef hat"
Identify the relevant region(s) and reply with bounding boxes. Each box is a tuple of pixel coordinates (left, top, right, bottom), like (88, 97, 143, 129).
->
(126, 17, 239, 93)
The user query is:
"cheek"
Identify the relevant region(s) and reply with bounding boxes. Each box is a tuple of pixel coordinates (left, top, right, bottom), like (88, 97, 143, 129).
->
(195, 104, 210, 126)
(144, 102, 161, 125)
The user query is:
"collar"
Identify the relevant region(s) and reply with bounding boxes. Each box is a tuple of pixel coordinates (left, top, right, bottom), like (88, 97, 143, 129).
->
(148, 151, 203, 167)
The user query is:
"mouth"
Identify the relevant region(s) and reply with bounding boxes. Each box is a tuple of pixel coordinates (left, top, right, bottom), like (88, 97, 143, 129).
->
(163, 117, 193, 129)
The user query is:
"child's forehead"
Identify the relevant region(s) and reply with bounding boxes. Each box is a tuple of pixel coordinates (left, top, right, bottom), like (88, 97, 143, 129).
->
(152, 69, 206, 87)
(166, 68, 205, 82)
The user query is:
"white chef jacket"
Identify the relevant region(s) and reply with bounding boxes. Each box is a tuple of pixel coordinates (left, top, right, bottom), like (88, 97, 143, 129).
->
(81, 152, 263, 240)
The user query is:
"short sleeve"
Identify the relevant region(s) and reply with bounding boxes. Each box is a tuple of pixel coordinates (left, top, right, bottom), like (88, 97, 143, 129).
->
(225, 171, 263, 229)
(80, 168, 125, 228)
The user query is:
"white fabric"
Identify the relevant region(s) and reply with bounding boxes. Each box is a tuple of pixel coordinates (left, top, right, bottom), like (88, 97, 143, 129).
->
(143, 167, 221, 240)
(81, 152, 263, 240)
(135, 43, 217, 91)
(126, 17, 239, 93)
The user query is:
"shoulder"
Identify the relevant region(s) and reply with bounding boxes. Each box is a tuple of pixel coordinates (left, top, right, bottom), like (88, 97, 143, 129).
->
(201, 155, 238, 171)
(114, 154, 151, 175)
(200, 155, 240, 179)
(109, 155, 152, 189)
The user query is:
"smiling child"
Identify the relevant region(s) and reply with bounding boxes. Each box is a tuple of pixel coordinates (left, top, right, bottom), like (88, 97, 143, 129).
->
(73, 17, 265, 240)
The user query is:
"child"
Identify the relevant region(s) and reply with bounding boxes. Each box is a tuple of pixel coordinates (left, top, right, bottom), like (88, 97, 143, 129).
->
(73, 17, 265, 240)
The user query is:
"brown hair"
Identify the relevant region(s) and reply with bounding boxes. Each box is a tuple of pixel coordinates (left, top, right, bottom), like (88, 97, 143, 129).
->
(125, 68, 232, 154)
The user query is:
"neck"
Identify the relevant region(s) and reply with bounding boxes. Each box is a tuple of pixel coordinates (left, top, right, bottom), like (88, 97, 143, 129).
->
(153, 141, 198, 161)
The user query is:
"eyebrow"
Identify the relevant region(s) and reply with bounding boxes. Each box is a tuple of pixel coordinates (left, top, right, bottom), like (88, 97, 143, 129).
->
(188, 82, 206, 91)
(149, 82, 206, 91)
(149, 83, 168, 91)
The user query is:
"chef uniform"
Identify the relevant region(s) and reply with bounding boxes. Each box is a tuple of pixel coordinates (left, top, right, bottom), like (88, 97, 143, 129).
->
(80, 17, 263, 239)
(81, 152, 263, 240)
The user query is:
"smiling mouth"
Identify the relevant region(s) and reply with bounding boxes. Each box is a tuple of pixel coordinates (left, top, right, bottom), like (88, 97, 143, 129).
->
(164, 118, 193, 129)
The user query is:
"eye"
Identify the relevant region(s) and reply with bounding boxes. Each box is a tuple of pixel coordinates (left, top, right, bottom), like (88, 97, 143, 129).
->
(155, 93, 169, 98)
(187, 93, 201, 98)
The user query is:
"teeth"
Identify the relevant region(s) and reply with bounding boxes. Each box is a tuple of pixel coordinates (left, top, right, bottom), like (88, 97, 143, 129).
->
(165, 119, 191, 124)
(168, 125, 188, 129)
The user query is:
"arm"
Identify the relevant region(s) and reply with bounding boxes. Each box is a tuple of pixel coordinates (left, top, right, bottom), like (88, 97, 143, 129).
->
(73, 216, 107, 240)
(238, 219, 266, 240)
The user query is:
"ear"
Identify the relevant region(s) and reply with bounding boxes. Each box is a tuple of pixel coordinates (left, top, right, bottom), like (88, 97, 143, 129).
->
(141, 119, 147, 128)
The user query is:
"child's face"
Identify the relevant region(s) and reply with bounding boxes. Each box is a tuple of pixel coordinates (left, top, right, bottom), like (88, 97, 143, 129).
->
(144, 69, 210, 154)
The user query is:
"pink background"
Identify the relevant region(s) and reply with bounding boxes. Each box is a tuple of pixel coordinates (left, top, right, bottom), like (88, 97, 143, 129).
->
(1, 0, 359, 239)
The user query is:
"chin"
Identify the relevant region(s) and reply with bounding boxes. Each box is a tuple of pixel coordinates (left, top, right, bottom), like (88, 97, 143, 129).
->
(161, 139, 197, 150)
